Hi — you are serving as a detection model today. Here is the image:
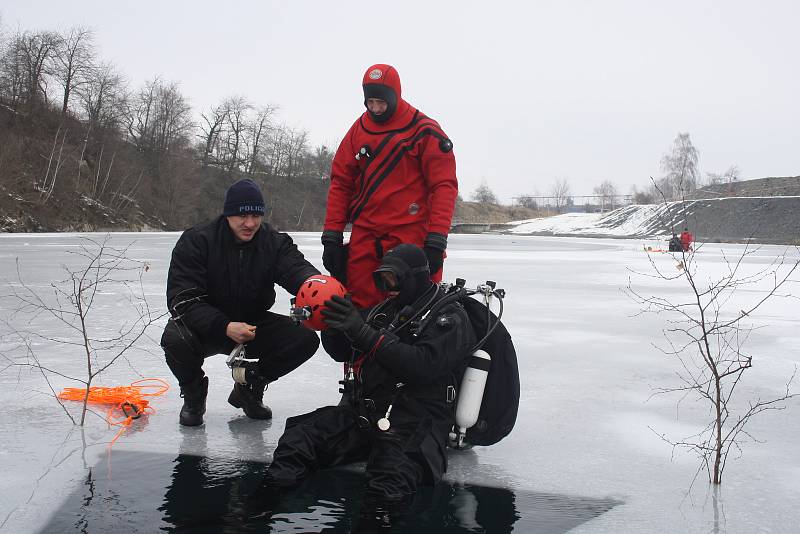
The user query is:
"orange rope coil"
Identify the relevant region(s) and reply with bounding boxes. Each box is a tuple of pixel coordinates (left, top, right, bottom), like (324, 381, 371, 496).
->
(58, 378, 170, 445)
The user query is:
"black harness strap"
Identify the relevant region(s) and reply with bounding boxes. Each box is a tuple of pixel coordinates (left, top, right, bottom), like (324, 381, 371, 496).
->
(349, 126, 450, 225)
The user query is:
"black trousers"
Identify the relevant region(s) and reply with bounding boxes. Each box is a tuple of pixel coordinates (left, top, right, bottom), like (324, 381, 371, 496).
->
(264, 405, 429, 501)
(160, 311, 320, 387)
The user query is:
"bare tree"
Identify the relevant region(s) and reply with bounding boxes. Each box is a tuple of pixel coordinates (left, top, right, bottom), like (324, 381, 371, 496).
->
(153, 82, 193, 159)
(124, 77, 157, 151)
(660, 132, 699, 200)
(78, 61, 126, 127)
(269, 125, 308, 180)
(550, 178, 571, 213)
(705, 165, 740, 186)
(244, 104, 277, 175)
(39, 124, 68, 202)
(198, 98, 277, 173)
(627, 190, 799, 485)
(310, 144, 333, 180)
(124, 78, 192, 175)
(288, 128, 309, 180)
(265, 124, 287, 179)
(471, 181, 498, 204)
(76, 61, 127, 189)
(630, 184, 654, 205)
(514, 189, 539, 210)
(222, 95, 251, 173)
(593, 180, 618, 212)
(0, 30, 60, 110)
(53, 26, 94, 116)
(198, 102, 229, 167)
(0, 236, 166, 426)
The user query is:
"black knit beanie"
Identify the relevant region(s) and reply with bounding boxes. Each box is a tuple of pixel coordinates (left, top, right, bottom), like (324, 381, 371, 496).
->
(223, 179, 265, 216)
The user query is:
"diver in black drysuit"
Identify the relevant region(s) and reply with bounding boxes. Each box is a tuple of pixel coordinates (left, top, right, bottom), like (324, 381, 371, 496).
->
(262, 244, 476, 502)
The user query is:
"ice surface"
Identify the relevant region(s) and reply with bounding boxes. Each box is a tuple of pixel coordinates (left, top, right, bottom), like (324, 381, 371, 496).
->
(1, 232, 798, 533)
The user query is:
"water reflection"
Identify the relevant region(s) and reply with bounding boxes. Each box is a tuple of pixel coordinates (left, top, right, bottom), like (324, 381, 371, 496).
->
(39, 451, 621, 533)
(160, 453, 522, 532)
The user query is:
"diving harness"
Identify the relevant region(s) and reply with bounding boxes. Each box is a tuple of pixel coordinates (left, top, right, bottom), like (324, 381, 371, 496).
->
(339, 278, 506, 449)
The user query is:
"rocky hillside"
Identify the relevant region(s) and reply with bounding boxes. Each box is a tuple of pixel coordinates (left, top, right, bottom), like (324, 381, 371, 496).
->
(595, 197, 800, 244)
(454, 201, 539, 225)
(510, 196, 800, 245)
(507, 176, 800, 245)
(693, 175, 800, 199)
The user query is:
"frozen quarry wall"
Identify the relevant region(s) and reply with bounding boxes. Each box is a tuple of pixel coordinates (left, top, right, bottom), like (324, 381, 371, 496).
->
(510, 196, 799, 244)
(693, 175, 800, 199)
(597, 196, 800, 244)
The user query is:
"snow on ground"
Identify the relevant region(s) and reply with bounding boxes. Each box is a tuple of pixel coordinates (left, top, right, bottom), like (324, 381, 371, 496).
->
(507, 206, 672, 238)
(510, 212, 606, 235)
(1, 232, 799, 533)
(509, 196, 800, 242)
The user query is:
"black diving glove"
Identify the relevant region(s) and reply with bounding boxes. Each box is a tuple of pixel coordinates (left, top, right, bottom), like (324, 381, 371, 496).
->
(423, 246, 444, 276)
(322, 295, 363, 338)
(322, 295, 380, 349)
(424, 232, 447, 275)
(321, 230, 348, 283)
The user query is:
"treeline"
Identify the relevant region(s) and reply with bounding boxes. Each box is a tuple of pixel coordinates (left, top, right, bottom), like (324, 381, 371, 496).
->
(0, 22, 334, 231)
(510, 132, 742, 214)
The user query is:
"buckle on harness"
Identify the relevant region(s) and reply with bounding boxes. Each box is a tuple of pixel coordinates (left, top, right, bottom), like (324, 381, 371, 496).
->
(446, 385, 456, 404)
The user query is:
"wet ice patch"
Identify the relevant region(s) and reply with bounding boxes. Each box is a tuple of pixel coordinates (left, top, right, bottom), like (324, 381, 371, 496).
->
(39, 451, 622, 533)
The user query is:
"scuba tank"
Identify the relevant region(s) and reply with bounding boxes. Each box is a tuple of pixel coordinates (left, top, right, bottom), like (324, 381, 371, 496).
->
(451, 349, 491, 448)
(441, 279, 519, 449)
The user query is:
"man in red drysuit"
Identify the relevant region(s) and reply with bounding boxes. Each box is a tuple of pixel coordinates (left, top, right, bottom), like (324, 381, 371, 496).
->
(321, 63, 458, 308)
(680, 227, 694, 252)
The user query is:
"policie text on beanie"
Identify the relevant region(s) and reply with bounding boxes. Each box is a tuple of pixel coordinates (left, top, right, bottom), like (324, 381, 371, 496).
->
(223, 179, 266, 216)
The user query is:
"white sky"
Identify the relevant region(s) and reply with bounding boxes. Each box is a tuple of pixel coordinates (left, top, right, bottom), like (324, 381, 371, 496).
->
(2, 0, 798, 202)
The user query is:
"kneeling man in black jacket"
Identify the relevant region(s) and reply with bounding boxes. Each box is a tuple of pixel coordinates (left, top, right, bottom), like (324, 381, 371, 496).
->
(161, 179, 320, 426)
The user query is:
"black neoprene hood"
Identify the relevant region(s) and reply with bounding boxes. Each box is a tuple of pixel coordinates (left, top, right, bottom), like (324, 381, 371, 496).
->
(363, 83, 398, 123)
(372, 244, 430, 305)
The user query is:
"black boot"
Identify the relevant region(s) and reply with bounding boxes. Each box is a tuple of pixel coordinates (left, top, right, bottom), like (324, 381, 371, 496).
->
(179, 376, 208, 426)
(228, 380, 272, 419)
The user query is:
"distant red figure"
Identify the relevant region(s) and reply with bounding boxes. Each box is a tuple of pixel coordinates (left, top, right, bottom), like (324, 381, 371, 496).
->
(680, 228, 694, 252)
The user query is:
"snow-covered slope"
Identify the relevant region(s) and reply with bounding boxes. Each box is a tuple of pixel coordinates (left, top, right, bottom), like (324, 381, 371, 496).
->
(509, 196, 800, 244)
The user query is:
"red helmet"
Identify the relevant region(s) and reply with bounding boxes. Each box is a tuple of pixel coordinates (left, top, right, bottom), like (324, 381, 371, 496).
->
(293, 275, 347, 331)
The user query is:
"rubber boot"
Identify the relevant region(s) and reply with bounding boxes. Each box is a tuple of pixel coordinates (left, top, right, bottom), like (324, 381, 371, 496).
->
(228, 380, 272, 419)
(179, 376, 208, 426)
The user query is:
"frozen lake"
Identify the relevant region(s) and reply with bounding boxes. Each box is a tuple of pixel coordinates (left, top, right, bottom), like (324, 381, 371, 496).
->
(1, 232, 798, 533)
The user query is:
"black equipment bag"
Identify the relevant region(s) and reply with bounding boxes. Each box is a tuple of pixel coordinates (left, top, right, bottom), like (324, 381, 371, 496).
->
(460, 295, 520, 446)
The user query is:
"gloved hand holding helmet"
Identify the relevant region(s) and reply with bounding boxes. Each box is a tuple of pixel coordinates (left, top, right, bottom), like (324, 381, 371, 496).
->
(292, 274, 347, 331)
(320, 295, 366, 340)
(321, 243, 433, 346)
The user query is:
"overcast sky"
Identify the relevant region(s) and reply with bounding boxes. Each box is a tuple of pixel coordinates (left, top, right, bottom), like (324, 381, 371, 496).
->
(2, 0, 798, 202)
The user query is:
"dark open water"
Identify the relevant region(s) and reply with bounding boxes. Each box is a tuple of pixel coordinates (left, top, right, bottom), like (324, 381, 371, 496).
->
(39, 452, 620, 533)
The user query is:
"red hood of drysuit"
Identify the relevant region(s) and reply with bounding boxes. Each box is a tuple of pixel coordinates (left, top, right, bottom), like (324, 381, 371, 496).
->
(361, 63, 414, 131)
